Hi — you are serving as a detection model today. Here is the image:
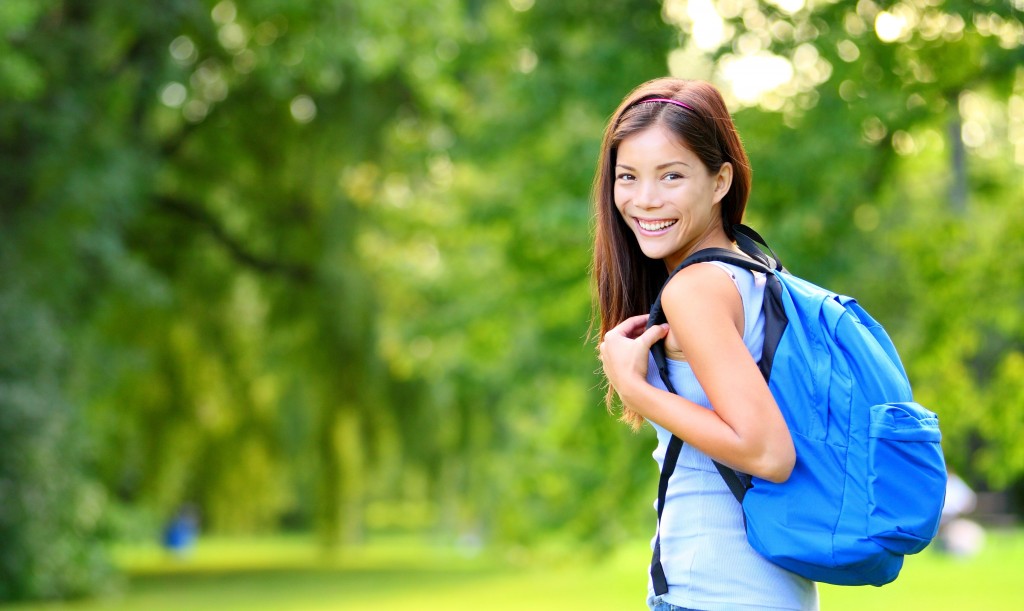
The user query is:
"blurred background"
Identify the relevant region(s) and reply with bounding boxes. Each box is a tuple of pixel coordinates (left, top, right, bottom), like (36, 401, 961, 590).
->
(1, 0, 1022, 608)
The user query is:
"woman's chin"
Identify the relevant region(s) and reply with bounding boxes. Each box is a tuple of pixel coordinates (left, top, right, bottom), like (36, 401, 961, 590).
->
(638, 245, 671, 262)
(631, 234, 663, 254)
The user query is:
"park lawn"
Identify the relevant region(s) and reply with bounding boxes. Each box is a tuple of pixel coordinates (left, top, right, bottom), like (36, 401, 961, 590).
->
(4, 529, 1023, 610)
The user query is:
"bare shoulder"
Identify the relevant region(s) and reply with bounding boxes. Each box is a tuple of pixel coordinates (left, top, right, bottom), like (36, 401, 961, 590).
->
(661, 262, 744, 335)
(662, 262, 742, 311)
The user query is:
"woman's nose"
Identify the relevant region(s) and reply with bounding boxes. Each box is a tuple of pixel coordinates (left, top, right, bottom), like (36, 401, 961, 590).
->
(635, 180, 662, 210)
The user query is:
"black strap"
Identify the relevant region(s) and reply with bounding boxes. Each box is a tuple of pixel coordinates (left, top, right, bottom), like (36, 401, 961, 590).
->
(733, 223, 785, 272)
(647, 241, 770, 595)
(646, 248, 768, 335)
(650, 434, 682, 595)
(650, 438, 750, 595)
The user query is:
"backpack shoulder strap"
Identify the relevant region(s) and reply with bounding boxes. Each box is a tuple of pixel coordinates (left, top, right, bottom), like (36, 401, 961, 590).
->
(733, 223, 785, 272)
(647, 247, 772, 329)
(646, 246, 766, 494)
(647, 246, 768, 595)
(646, 247, 771, 404)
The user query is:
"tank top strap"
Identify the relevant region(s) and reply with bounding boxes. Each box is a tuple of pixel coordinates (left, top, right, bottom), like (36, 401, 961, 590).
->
(704, 260, 766, 362)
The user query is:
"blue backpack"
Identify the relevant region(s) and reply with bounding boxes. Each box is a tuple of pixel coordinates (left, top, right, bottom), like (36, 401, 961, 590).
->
(647, 225, 947, 592)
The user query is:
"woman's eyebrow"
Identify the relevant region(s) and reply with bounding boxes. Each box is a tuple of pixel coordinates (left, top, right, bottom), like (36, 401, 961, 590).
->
(615, 161, 692, 170)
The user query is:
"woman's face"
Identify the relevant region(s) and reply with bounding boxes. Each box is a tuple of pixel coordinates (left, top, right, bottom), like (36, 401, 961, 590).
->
(613, 123, 732, 270)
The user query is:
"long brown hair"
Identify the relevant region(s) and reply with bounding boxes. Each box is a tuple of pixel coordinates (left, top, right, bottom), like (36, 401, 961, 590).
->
(591, 78, 752, 428)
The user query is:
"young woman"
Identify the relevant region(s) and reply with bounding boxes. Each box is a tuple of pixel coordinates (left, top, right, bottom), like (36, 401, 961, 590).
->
(594, 78, 819, 610)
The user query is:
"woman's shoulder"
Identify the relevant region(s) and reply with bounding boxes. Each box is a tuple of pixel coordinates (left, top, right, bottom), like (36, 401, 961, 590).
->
(660, 262, 744, 331)
(662, 261, 743, 307)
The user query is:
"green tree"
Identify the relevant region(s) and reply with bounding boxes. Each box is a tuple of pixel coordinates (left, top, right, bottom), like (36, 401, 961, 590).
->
(1, 0, 114, 599)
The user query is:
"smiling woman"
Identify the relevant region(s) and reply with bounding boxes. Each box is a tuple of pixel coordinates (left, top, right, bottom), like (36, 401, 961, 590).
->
(592, 81, 751, 379)
(592, 78, 816, 611)
(612, 113, 733, 270)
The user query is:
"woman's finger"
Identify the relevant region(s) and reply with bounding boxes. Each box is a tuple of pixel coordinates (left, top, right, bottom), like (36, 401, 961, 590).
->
(636, 323, 670, 349)
(607, 314, 650, 340)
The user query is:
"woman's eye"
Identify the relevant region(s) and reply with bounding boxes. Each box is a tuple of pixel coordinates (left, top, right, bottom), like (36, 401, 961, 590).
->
(664, 172, 683, 181)
(616, 173, 635, 182)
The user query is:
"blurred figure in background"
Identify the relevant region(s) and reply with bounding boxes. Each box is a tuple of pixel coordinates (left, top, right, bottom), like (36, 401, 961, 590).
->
(162, 504, 199, 558)
(937, 471, 985, 558)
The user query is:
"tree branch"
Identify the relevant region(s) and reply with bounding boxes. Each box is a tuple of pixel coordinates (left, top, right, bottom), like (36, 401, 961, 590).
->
(156, 195, 313, 282)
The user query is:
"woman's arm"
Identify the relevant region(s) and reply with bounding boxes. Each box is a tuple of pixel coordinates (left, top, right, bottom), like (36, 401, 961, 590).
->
(600, 263, 795, 483)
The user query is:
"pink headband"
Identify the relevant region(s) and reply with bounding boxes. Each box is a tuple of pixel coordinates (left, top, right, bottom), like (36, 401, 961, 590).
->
(637, 97, 695, 112)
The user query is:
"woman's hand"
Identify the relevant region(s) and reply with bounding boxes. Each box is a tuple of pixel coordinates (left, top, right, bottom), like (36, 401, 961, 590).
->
(599, 314, 669, 405)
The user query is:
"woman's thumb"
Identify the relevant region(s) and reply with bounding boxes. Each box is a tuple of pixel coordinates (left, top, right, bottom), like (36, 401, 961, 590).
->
(640, 323, 670, 348)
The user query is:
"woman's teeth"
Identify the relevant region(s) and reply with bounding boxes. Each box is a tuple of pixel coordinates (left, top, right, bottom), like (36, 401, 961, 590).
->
(637, 219, 677, 231)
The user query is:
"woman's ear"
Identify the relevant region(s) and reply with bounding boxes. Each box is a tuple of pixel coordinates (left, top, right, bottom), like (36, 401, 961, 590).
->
(713, 162, 733, 204)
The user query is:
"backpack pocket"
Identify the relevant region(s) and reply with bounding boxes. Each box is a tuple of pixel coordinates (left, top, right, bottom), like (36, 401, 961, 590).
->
(866, 402, 947, 555)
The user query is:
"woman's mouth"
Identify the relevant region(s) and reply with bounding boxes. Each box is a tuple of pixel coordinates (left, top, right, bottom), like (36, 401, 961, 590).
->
(636, 218, 677, 233)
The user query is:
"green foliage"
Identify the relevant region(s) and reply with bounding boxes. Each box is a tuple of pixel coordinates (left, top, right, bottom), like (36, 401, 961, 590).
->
(0, 289, 112, 600)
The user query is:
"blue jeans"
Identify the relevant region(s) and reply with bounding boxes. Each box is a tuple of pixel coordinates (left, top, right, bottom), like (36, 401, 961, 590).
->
(648, 595, 705, 611)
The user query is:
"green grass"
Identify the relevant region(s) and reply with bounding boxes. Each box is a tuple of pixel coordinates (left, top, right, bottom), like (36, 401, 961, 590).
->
(4, 529, 1023, 610)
